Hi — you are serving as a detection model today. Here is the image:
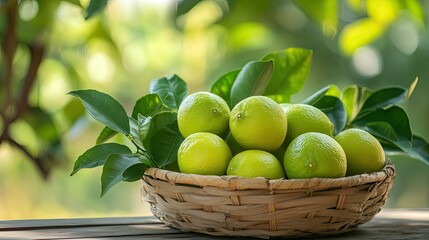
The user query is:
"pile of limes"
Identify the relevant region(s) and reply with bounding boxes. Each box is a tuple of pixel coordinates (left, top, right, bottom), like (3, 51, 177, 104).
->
(177, 92, 385, 179)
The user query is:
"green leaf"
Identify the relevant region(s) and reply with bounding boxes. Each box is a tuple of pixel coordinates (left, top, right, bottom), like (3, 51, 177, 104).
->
(141, 112, 180, 166)
(383, 135, 429, 166)
(100, 153, 150, 196)
(230, 60, 273, 107)
(210, 69, 241, 107)
(22, 106, 59, 144)
(302, 84, 342, 105)
(294, 0, 338, 37)
(149, 120, 184, 168)
(69, 89, 130, 135)
(351, 122, 401, 153)
(123, 160, 152, 182)
(365, 122, 398, 142)
(149, 74, 187, 110)
(142, 112, 177, 153)
(132, 94, 163, 119)
(85, 0, 108, 20)
(96, 126, 117, 144)
(301, 85, 331, 105)
(352, 106, 412, 151)
(129, 117, 144, 150)
(367, 0, 401, 25)
(407, 76, 418, 99)
(339, 18, 384, 55)
(409, 135, 429, 166)
(176, 0, 200, 17)
(342, 85, 372, 123)
(359, 86, 408, 114)
(262, 48, 312, 103)
(312, 96, 347, 135)
(138, 114, 152, 142)
(325, 84, 342, 98)
(71, 143, 131, 176)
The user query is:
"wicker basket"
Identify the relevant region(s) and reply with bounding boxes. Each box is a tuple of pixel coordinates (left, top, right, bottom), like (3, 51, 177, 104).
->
(141, 164, 395, 238)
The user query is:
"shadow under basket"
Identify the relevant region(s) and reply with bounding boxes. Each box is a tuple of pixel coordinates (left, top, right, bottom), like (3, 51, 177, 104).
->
(141, 164, 395, 238)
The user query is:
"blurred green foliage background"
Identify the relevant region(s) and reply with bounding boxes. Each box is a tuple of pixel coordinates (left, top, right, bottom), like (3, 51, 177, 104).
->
(1, 0, 429, 219)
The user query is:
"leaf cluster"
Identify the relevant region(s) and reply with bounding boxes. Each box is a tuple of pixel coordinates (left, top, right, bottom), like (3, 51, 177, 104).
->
(70, 75, 187, 196)
(70, 48, 428, 196)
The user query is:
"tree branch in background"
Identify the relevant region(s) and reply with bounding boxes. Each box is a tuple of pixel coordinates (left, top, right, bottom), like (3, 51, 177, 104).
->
(17, 42, 45, 115)
(0, 42, 48, 178)
(1, 0, 18, 125)
(0, 2, 49, 179)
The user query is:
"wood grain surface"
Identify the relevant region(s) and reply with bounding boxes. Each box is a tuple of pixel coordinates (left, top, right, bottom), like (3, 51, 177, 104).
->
(0, 209, 428, 239)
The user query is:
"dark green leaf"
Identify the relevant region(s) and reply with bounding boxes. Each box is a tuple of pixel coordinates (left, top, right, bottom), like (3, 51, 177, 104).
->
(149, 74, 187, 110)
(123, 163, 149, 182)
(262, 48, 312, 103)
(71, 143, 131, 176)
(210, 69, 240, 107)
(365, 122, 398, 142)
(96, 126, 117, 144)
(230, 60, 273, 107)
(359, 86, 408, 114)
(132, 94, 163, 119)
(22, 106, 59, 144)
(312, 96, 347, 135)
(85, 0, 108, 20)
(176, 0, 200, 17)
(383, 135, 429, 167)
(138, 112, 183, 168)
(142, 112, 177, 153)
(138, 114, 152, 143)
(352, 123, 401, 154)
(294, 0, 338, 37)
(352, 106, 412, 151)
(342, 85, 372, 123)
(129, 117, 144, 150)
(301, 85, 330, 105)
(101, 153, 150, 196)
(69, 89, 130, 135)
(149, 121, 184, 168)
(409, 135, 429, 166)
(302, 85, 342, 105)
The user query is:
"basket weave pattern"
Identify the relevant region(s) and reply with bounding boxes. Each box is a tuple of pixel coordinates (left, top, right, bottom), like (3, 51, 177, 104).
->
(141, 164, 395, 238)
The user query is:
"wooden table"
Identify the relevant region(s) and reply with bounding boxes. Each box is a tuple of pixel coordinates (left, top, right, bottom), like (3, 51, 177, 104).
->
(1, 209, 428, 239)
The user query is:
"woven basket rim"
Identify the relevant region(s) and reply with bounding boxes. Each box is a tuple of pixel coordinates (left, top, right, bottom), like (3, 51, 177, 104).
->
(143, 164, 395, 191)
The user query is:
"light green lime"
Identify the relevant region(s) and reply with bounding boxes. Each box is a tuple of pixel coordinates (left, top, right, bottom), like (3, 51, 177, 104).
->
(281, 103, 334, 144)
(178, 132, 232, 175)
(335, 128, 385, 176)
(284, 132, 346, 179)
(230, 96, 287, 151)
(178, 92, 230, 138)
(227, 150, 285, 179)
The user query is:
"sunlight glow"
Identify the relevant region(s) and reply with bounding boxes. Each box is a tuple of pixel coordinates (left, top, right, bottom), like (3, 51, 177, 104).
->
(19, 0, 39, 21)
(352, 46, 382, 77)
(86, 52, 116, 83)
(390, 20, 419, 55)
